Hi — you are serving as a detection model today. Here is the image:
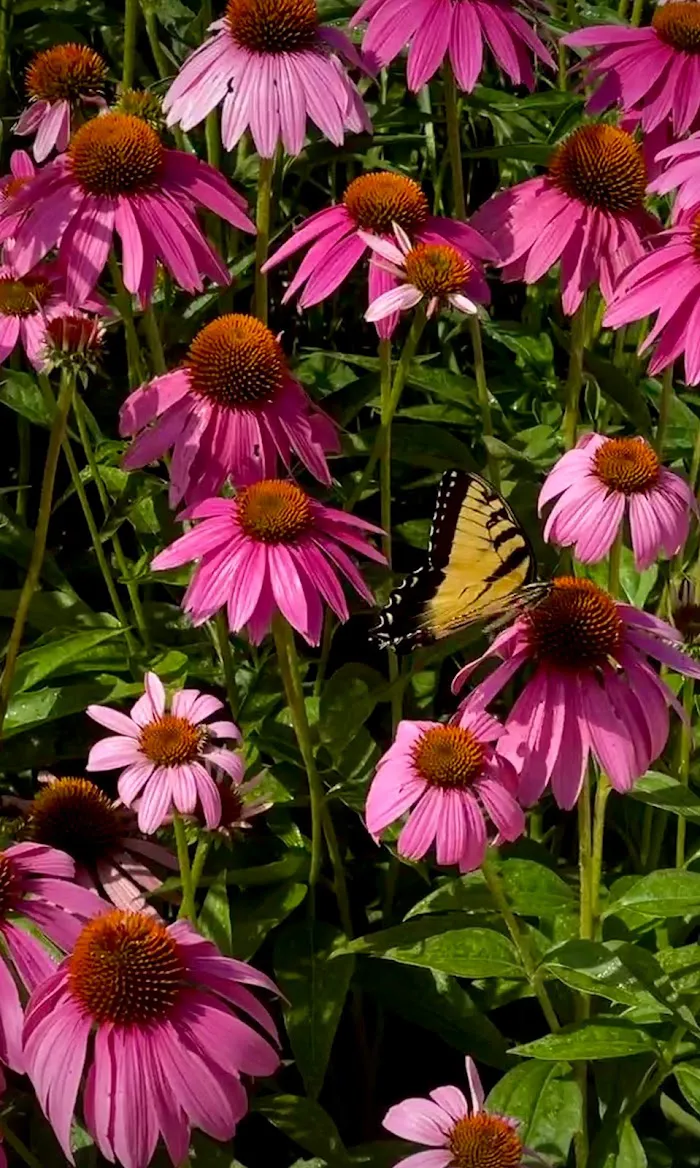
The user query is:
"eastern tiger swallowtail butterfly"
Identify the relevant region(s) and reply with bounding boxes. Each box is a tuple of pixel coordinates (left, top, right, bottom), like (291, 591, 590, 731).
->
(373, 469, 547, 652)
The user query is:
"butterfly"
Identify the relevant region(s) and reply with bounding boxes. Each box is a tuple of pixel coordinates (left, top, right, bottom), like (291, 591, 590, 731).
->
(373, 469, 548, 652)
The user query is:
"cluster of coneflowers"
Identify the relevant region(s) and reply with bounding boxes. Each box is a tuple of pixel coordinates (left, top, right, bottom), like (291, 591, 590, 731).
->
(1, 0, 700, 1164)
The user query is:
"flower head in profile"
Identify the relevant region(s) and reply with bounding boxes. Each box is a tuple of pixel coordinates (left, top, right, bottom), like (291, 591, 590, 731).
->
(206, 771, 272, 841)
(22, 774, 178, 913)
(365, 707, 525, 872)
(120, 314, 338, 505)
(564, 6, 700, 138)
(363, 224, 483, 321)
(113, 87, 164, 131)
(672, 578, 700, 649)
(453, 577, 700, 808)
(163, 0, 370, 158)
(473, 123, 658, 314)
(23, 910, 280, 1168)
(86, 672, 242, 833)
(42, 311, 105, 381)
(0, 263, 103, 371)
(351, 0, 553, 93)
(539, 434, 695, 570)
(0, 112, 255, 305)
(0, 842, 105, 1072)
(384, 1056, 538, 1168)
(263, 170, 495, 338)
(16, 44, 108, 162)
(151, 482, 385, 646)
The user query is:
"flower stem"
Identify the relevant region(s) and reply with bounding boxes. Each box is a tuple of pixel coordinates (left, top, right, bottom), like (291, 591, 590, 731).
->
(322, 806, 353, 938)
(142, 303, 167, 376)
(575, 775, 594, 1168)
(0, 370, 75, 737)
(109, 255, 147, 386)
(190, 836, 211, 896)
(0, 1119, 44, 1168)
(443, 61, 466, 219)
(0, 0, 14, 106)
(16, 415, 30, 522)
(174, 812, 196, 921)
(676, 677, 694, 867)
(214, 610, 239, 720)
(254, 154, 276, 324)
(630, 0, 645, 25)
(563, 299, 587, 450)
(607, 527, 623, 597)
(140, 0, 171, 78)
(469, 315, 500, 489)
(123, 0, 139, 89)
(591, 774, 610, 935)
(690, 422, 700, 492)
(655, 365, 674, 458)
(272, 616, 325, 889)
(481, 857, 560, 1032)
(379, 337, 402, 732)
(201, 0, 223, 255)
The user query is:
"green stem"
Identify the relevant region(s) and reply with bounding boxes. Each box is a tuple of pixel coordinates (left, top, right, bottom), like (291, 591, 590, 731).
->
(16, 415, 30, 522)
(591, 774, 610, 936)
(322, 806, 353, 938)
(109, 255, 147, 386)
(417, 86, 438, 191)
(254, 155, 275, 323)
(123, 0, 139, 89)
(201, 0, 222, 252)
(272, 616, 325, 888)
(214, 611, 239, 720)
(174, 812, 196, 921)
(481, 858, 560, 1032)
(607, 527, 623, 597)
(0, 1119, 44, 1168)
(469, 315, 500, 489)
(0, 0, 14, 105)
(563, 300, 587, 451)
(190, 836, 211, 896)
(690, 422, 700, 493)
(655, 365, 673, 458)
(443, 61, 466, 219)
(676, 677, 694, 867)
(575, 775, 593, 1167)
(379, 337, 403, 733)
(618, 0, 630, 16)
(630, 0, 645, 25)
(142, 303, 166, 376)
(140, 0, 171, 78)
(0, 371, 75, 736)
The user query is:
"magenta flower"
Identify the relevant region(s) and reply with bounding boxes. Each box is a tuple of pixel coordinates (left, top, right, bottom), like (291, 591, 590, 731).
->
(473, 123, 658, 314)
(16, 44, 108, 162)
(365, 707, 525, 872)
(0, 1069, 6, 1168)
(603, 210, 700, 384)
(263, 170, 495, 338)
(351, 0, 553, 92)
(163, 0, 370, 158)
(648, 133, 700, 213)
(120, 313, 338, 504)
(151, 481, 385, 646)
(539, 434, 695, 570)
(0, 112, 255, 305)
(0, 260, 103, 370)
(0, 842, 105, 1072)
(363, 224, 483, 321)
(0, 150, 37, 252)
(384, 1056, 535, 1168)
(86, 672, 242, 834)
(564, 6, 700, 137)
(453, 577, 700, 809)
(23, 910, 280, 1168)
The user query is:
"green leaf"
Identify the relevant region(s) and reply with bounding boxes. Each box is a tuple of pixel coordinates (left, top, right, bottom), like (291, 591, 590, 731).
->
(514, 1020, 658, 1060)
(674, 1062, 700, 1116)
(338, 921, 523, 979)
(630, 773, 700, 823)
(12, 628, 127, 692)
(197, 870, 232, 956)
(602, 1120, 648, 1168)
(0, 590, 110, 632)
(542, 940, 671, 1010)
(604, 870, 700, 918)
(0, 370, 56, 428)
(3, 676, 143, 737)
(0, 500, 73, 589)
(318, 664, 385, 756)
(229, 881, 307, 961)
(486, 1061, 582, 1162)
(406, 859, 574, 920)
(253, 1095, 351, 1166)
(274, 921, 355, 1100)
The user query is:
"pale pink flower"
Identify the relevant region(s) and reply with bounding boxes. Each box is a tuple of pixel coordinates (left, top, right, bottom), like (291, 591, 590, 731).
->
(453, 577, 700, 809)
(86, 672, 242, 834)
(151, 481, 385, 646)
(649, 132, 700, 213)
(473, 123, 658, 314)
(564, 7, 700, 137)
(16, 44, 108, 162)
(120, 313, 338, 504)
(163, 0, 370, 159)
(351, 0, 553, 92)
(0, 260, 103, 370)
(23, 910, 280, 1168)
(0, 112, 255, 305)
(539, 434, 695, 570)
(362, 223, 483, 321)
(384, 1056, 537, 1168)
(0, 842, 105, 1072)
(263, 170, 494, 338)
(365, 707, 525, 872)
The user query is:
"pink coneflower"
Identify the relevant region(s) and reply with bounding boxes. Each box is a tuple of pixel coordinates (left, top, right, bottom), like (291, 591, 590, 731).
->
(0, 112, 255, 305)
(603, 210, 700, 384)
(363, 224, 483, 321)
(86, 672, 242, 834)
(15, 44, 108, 162)
(263, 170, 495, 337)
(0, 260, 103, 370)
(384, 1056, 538, 1168)
(20, 774, 179, 913)
(539, 434, 695, 570)
(473, 123, 658, 314)
(23, 910, 280, 1168)
(151, 481, 385, 645)
(163, 0, 370, 158)
(365, 707, 524, 871)
(648, 133, 700, 213)
(564, 6, 700, 137)
(0, 1069, 6, 1168)
(453, 577, 700, 808)
(351, 0, 553, 92)
(0, 842, 105, 1072)
(120, 314, 338, 504)
(204, 771, 273, 840)
(0, 150, 36, 251)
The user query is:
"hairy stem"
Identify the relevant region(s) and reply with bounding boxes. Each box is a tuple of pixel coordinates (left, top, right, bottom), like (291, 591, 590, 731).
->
(379, 337, 402, 731)
(443, 61, 466, 219)
(676, 677, 694, 867)
(214, 611, 239, 720)
(174, 812, 196, 921)
(563, 300, 587, 450)
(109, 255, 147, 386)
(607, 527, 623, 597)
(655, 365, 674, 458)
(254, 155, 276, 324)
(142, 303, 167, 376)
(469, 315, 500, 489)
(123, 0, 139, 88)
